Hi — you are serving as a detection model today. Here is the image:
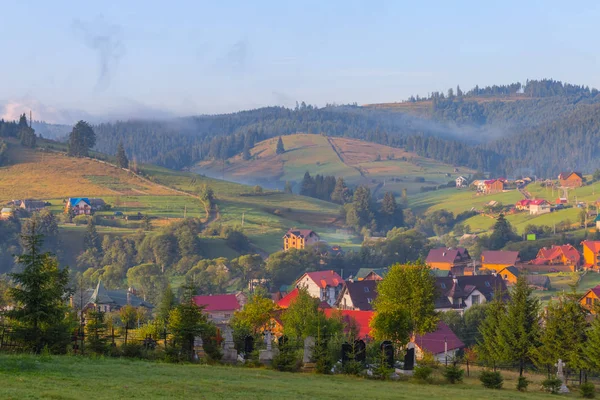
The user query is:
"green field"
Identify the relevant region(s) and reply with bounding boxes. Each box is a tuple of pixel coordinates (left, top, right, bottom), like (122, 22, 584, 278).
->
(0, 355, 561, 400)
(409, 188, 523, 215)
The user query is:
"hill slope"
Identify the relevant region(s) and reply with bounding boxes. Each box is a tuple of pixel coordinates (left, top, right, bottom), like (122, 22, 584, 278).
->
(193, 134, 474, 195)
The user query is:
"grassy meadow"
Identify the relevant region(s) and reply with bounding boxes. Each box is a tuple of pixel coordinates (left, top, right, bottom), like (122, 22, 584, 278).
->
(0, 354, 566, 400)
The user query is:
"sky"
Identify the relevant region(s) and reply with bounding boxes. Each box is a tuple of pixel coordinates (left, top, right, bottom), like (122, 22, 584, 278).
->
(1, 0, 600, 123)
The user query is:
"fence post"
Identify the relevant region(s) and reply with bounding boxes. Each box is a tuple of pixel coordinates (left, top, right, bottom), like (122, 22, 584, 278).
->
(466, 360, 470, 377)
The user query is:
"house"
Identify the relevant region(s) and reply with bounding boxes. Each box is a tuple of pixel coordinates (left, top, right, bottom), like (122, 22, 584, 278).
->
(527, 275, 551, 291)
(89, 198, 107, 211)
(323, 309, 374, 339)
(481, 250, 520, 271)
(413, 321, 465, 362)
(484, 179, 504, 194)
(19, 199, 46, 212)
(355, 267, 388, 281)
(335, 280, 378, 311)
(276, 287, 331, 310)
(558, 172, 583, 188)
(529, 199, 551, 215)
(74, 280, 154, 314)
(65, 198, 92, 216)
(434, 275, 508, 313)
(455, 176, 468, 188)
(425, 247, 472, 275)
(515, 199, 532, 211)
(283, 229, 320, 251)
(581, 285, 600, 312)
(582, 241, 600, 270)
(497, 266, 520, 285)
(193, 293, 244, 326)
(531, 245, 581, 271)
(295, 270, 343, 307)
(0, 208, 14, 220)
(471, 180, 487, 192)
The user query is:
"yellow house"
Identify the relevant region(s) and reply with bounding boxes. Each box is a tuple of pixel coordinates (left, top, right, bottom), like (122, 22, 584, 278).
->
(283, 229, 320, 251)
(0, 208, 14, 219)
(580, 285, 600, 313)
(497, 266, 519, 285)
(425, 247, 471, 273)
(582, 241, 600, 270)
(481, 250, 520, 271)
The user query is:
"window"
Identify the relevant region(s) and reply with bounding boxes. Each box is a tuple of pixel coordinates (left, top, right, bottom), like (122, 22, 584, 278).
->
(367, 298, 373, 304)
(484, 281, 491, 287)
(440, 283, 446, 289)
(472, 295, 480, 305)
(364, 287, 370, 293)
(587, 298, 593, 305)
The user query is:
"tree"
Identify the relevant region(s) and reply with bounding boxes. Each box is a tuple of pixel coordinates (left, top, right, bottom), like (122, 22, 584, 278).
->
(168, 300, 211, 361)
(115, 142, 129, 169)
(346, 186, 375, 231)
(330, 177, 350, 204)
(281, 287, 341, 339)
(85, 308, 108, 354)
(84, 218, 101, 252)
(231, 291, 276, 336)
(534, 292, 587, 369)
(126, 263, 167, 304)
(22, 209, 59, 253)
(300, 171, 316, 197)
(379, 192, 403, 231)
(370, 261, 437, 345)
(6, 226, 71, 353)
(276, 136, 285, 154)
(477, 297, 506, 365)
(232, 254, 264, 291)
(489, 214, 519, 250)
(284, 181, 293, 194)
(156, 284, 176, 326)
(497, 275, 540, 376)
(67, 120, 96, 157)
(583, 308, 600, 371)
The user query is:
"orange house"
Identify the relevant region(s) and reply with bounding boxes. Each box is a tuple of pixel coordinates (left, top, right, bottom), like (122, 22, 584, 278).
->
(283, 229, 320, 251)
(530, 244, 581, 271)
(484, 180, 504, 194)
(425, 247, 471, 274)
(582, 241, 600, 270)
(580, 285, 600, 312)
(558, 172, 583, 188)
(481, 250, 520, 271)
(497, 266, 520, 285)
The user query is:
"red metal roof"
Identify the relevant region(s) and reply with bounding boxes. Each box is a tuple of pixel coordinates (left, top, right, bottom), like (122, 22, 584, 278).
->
(413, 321, 464, 355)
(583, 241, 600, 253)
(276, 288, 299, 309)
(529, 199, 549, 206)
(324, 309, 374, 338)
(302, 270, 343, 289)
(534, 244, 581, 265)
(516, 199, 532, 206)
(193, 294, 240, 312)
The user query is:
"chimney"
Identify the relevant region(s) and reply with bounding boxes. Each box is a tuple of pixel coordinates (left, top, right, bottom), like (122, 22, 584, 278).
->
(127, 291, 131, 305)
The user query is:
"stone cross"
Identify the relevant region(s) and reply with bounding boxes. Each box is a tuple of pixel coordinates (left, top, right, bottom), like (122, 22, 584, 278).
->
(265, 330, 272, 351)
(303, 336, 315, 363)
(555, 359, 569, 393)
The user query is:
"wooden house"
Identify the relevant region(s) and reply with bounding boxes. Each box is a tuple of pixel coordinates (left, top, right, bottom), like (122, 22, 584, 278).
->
(425, 247, 471, 274)
(497, 266, 520, 284)
(580, 285, 600, 313)
(558, 172, 583, 188)
(484, 179, 504, 194)
(283, 229, 320, 251)
(413, 321, 464, 363)
(19, 199, 46, 213)
(582, 241, 600, 271)
(434, 275, 508, 313)
(515, 199, 532, 211)
(529, 244, 581, 271)
(73, 280, 153, 314)
(65, 198, 92, 216)
(481, 250, 520, 271)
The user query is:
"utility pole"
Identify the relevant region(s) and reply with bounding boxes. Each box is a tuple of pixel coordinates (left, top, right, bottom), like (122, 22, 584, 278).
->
(241, 212, 245, 228)
(184, 205, 187, 218)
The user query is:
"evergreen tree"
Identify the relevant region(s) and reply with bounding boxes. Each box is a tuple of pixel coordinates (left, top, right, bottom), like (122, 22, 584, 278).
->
(7, 225, 71, 353)
(346, 186, 375, 230)
(67, 120, 96, 157)
(85, 308, 108, 354)
(489, 214, 519, 250)
(276, 136, 285, 154)
(17, 114, 36, 148)
(300, 171, 316, 197)
(583, 310, 600, 371)
(84, 218, 101, 252)
(380, 192, 403, 231)
(284, 181, 293, 194)
(330, 177, 350, 204)
(534, 292, 587, 369)
(242, 146, 251, 160)
(115, 142, 129, 168)
(477, 297, 506, 365)
(497, 275, 540, 376)
(168, 299, 211, 361)
(157, 284, 176, 326)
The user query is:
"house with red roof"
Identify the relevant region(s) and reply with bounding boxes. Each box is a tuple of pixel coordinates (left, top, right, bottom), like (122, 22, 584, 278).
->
(296, 270, 343, 306)
(529, 199, 551, 215)
(193, 293, 245, 326)
(481, 250, 520, 271)
(582, 241, 600, 271)
(515, 199, 532, 211)
(425, 247, 471, 275)
(413, 321, 465, 362)
(334, 280, 377, 311)
(530, 244, 581, 272)
(580, 285, 600, 313)
(283, 228, 320, 251)
(324, 309, 374, 339)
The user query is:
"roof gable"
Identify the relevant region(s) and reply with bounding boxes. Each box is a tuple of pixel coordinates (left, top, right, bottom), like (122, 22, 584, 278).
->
(300, 270, 343, 288)
(339, 280, 378, 311)
(414, 321, 464, 355)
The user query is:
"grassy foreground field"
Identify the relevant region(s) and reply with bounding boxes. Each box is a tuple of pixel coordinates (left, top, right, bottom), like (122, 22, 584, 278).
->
(0, 355, 558, 400)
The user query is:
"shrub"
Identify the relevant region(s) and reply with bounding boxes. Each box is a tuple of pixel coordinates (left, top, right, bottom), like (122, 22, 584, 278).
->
(272, 344, 301, 372)
(443, 364, 464, 384)
(120, 342, 144, 358)
(480, 370, 503, 389)
(516, 376, 530, 392)
(342, 360, 364, 376)
(413, 365, 433, 382)
(541, 377, 562, 394)
(581, 382, 596, 398)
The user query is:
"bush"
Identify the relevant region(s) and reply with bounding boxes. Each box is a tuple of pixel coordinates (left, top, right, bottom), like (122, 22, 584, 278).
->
(120, 342, 144, 358)
(480, 370, 503, 389)
(413, 365, 433, 382)
(342, 360, 364, 376)
(581, 382, 596, 398)
(541, 377, 562, 394)
(272, 344, 301, 372)
(516, 376, 530, 392)
(443, 364, 464, 384)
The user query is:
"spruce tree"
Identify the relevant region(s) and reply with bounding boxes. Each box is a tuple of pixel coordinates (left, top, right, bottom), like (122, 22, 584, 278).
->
(489, 214, 518, 250)
(284, 181, 293, 194)
(477, 298, 505, 365)
(7, 225, 71, 353)
(331, 177, 349, 204)
(497, 275, 540, 376)
(380, 192, 403, 230)
(300, 171, 315, 197)
(84, 218, 101, 252)
(276, 136, 285, 154)
(583, 311, 600, 371)
(157, 284, 176, 326)
(68, 120, 96, 157)
(116, 142, 129, 168)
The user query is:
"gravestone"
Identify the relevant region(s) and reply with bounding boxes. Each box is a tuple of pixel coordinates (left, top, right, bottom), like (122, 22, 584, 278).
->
(555, 359, 569, 393)
(244, 335, 254, 359)
(278, 335, 288, 349)
(221, 327, 238, 363)
(302, 336, 316, 372)
(259, 330, 278, 364)
(380, 341, 394, 369)
(354, 340, 366, 363)
(404, 343, 415, 371)
(341, 342, 352, 365)
(193, 336, 205, 359)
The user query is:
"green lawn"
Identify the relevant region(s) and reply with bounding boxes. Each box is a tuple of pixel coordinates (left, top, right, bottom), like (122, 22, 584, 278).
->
(0, 355, 561, 400)
(409, 188, 524, 215)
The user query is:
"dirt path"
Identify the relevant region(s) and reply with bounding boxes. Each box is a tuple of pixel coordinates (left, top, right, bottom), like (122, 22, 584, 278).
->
(326, 137, 366, 178)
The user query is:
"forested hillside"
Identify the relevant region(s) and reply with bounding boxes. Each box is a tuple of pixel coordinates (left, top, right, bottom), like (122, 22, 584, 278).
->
(12, 79, 600, 178)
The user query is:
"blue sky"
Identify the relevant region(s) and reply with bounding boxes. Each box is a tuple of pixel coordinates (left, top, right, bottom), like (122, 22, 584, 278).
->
(1, 0, 599, 122)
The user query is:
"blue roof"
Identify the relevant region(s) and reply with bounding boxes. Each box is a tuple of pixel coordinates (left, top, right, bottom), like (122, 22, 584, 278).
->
(69, 198, 90, 206)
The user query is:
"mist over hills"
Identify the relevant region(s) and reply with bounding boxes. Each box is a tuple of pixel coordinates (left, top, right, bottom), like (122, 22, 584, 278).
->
(7, 79, 600, 178)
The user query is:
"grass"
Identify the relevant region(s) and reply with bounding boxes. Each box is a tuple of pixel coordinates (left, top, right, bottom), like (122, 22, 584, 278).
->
(409, 188, 523, 215)
(0, 354, 561, 400)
